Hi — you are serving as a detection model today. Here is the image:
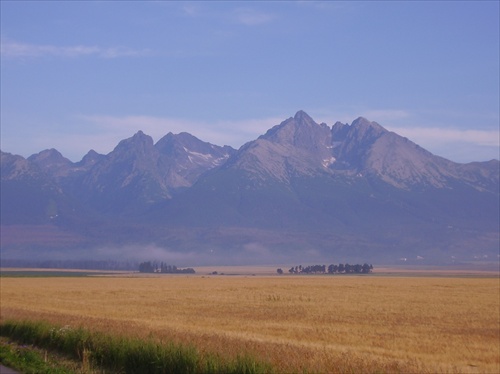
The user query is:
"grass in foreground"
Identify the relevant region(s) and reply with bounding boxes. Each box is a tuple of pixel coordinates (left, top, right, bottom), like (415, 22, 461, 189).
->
(0, 337, 83, 374)
(0, 319, 273, 374)
(1, 274, 498, 373)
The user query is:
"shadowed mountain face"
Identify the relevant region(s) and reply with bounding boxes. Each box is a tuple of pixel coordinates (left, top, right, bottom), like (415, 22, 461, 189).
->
(1, 111, 498, 265)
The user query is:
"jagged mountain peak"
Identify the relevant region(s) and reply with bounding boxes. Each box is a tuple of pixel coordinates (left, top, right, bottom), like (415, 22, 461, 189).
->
(2, 112, 499, 263)
(133, 130, 153, 143)
(29, 148, 62, 159)
(76, 150, 105, 169)
(156, 131, 234, 159)
(157, 131, 211, 154)
(352, 116, 379, 126)
(293, 110, 316, 124)
(160, 131, 194, 141)
(329, 117, 391, 172)
(155, 131, 235, 188)
(28, 148, 72, 166)
(226, 112, 336, 182)
(350, 117, 386, 138)
(334, 117, 383, 136)
(1, 151, 36, 180)
(260, 110, 330, 149)
(81, 149, 101, 160)
(27, 148, 74, 178)
(127, 130, 152, 142)
(331, 117, 386, 140)
(112, 130, 156, 157)
(177, 131, 200, 141)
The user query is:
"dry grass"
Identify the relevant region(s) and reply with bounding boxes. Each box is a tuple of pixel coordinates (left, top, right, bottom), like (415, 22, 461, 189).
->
(1, 272, 499, 373)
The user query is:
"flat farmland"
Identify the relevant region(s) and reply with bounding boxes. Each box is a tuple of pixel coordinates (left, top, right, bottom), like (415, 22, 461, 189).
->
(1, 271, 499, 373)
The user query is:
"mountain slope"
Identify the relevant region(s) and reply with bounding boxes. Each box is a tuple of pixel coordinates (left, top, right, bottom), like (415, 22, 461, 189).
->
(149, 111, 498, 261)
(155, 132, 235, 189)
(329, 117, 500, 192)
(1, 111, 498, 264)
(0, 151, 79, 226)
(221, 111, 333, 183)
(75, 131, 167, 214)
(70, 131, 235, 215)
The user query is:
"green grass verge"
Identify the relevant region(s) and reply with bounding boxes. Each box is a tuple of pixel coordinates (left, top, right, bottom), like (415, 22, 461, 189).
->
(0, 320, 274, 374)
(0, 337, 79, 373)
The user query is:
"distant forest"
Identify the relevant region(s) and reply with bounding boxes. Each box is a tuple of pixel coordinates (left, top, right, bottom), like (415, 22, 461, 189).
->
(138, 261, 195, 274)
(0, 259, 139, 271)
(277, 263, 373, 275)
(0, 259, 196, 273)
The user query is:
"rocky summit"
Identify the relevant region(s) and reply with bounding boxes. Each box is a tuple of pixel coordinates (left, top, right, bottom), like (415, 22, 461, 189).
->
(1, 111, 498, 265)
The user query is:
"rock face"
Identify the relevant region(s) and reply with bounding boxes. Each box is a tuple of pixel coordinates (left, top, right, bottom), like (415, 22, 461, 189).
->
(155, 131, 235, 188)
(1, 151, 74, 224)
(1, 111, 498, 264)
(224, 111, 334, 182)
(28, 149, 74, 178)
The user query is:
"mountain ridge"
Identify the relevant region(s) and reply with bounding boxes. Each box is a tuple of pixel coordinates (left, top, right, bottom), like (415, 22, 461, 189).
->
(1, 111, 498, 265)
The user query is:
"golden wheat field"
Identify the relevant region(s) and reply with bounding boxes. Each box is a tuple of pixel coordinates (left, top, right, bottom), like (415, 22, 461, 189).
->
(1, 269, 499, 373)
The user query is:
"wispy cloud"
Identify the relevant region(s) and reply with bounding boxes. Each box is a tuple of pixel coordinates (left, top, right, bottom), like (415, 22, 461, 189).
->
(313, 108, 412, 128)
(305, 107, 499, 162)
(7, 111, 498, 163)
(179, 3, 275, 26)
(181, 3, 203, 17)
(387, 126, 500, 148)
(316, 107, 498, 148)
(386, 126, 500, 162)
(5, 114, 286, 162)
(232, 8, 276, 26)
(361, 109, 411, 122)
(297, 1, 359, 11)
(79, 114, 284, 149)
(71, 113, 500, 162)
(1, 39, 152, 59)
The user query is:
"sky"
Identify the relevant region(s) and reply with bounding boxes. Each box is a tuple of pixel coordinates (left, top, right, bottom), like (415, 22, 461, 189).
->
(1, 1, 499, 163)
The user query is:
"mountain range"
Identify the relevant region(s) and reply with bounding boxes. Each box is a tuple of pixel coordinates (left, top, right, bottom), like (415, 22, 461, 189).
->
(1, 111, 499, 265)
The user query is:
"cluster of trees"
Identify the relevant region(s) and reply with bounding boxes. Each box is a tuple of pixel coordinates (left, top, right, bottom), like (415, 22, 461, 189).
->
(138, 261, 195, 274)
(277, 263, 373, 275)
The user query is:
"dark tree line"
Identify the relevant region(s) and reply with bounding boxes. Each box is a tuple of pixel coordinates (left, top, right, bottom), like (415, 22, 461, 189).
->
(277, 263, 373, 275)
(1, 259, 139, 271)
(138, 261, 195, 274)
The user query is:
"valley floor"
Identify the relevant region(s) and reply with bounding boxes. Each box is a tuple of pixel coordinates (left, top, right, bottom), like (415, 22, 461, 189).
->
(1, 268, 499, 373)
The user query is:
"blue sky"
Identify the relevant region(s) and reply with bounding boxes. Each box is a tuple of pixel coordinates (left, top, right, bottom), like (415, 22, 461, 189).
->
(1, 1, 499, 163)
